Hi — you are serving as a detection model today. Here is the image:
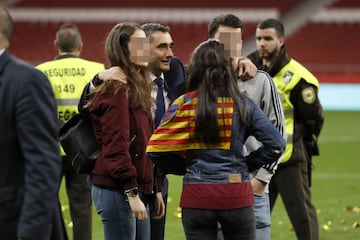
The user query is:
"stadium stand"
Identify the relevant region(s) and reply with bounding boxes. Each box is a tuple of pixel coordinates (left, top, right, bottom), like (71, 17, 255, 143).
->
(10, 22, 113, 65)
(6, 0, 360, 83)
(286, 22, 360, 71)
(8, 0, 299, 65)
(284, 0, 360, 83)
(329, 0, 360, 8)
(13, 0, 301, 13)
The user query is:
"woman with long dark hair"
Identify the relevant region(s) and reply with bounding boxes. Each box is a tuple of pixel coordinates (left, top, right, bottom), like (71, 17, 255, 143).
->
(147, 40, 285, 240)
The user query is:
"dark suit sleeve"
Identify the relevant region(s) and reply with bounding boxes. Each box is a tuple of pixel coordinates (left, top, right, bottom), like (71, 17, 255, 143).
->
(16, 68, 62, 240)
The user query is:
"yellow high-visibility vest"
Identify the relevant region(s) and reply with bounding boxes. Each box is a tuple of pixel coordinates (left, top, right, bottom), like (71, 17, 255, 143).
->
(272, 59, 319, 162)
(37, 57, 105, 156)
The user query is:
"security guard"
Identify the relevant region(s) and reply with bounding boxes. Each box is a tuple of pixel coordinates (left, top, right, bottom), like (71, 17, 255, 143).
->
(36, 23, 104, 240)
(248, 19, 324, 240)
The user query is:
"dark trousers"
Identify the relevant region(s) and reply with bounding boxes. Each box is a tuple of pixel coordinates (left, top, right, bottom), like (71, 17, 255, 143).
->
(150, 177, 168, 240)
(182, 206, 255, 240)
(62, 156, 92, 240)
(269, 160, 319, 240)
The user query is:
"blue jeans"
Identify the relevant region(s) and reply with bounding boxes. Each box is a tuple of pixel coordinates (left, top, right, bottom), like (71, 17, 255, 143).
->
(217, 193, 271, 240)
(92, 185, 151, 240)
(253, 193, 271, 240)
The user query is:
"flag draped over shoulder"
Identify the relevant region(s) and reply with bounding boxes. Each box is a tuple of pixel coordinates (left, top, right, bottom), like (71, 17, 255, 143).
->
(146, 91, 234, 153)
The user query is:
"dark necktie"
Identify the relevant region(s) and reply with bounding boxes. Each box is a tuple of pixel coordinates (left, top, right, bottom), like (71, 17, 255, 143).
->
(154, 77, 165, 128)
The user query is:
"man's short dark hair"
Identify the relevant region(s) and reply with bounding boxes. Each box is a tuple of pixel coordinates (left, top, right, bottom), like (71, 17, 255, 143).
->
(56, 23, 82, 53)
(257, 18, 285, 38)
(208, 13, 243, 38)
(142, 23, 170, 42)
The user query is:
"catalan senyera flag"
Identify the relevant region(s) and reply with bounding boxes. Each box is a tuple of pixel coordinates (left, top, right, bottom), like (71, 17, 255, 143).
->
(146, 91, 234, 153)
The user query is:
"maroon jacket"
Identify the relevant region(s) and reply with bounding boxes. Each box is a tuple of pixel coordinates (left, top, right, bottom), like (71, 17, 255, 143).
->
(89, 84, 157, 194)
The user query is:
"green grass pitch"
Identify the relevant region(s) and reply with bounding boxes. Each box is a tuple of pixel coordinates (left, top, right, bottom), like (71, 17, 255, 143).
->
(59, 111, 360, 239)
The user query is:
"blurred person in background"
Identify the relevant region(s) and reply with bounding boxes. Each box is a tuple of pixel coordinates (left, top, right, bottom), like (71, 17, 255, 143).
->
(36, 23, 105, 240)
(0, 5, 65, 240)
(248, 18, 324, 240)
(208, 13, 286, 240)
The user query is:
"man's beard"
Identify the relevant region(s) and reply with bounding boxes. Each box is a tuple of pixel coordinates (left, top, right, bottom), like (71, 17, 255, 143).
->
(258, 47, 278, 63)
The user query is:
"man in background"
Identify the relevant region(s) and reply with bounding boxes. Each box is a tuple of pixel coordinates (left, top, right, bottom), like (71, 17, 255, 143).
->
(248, 18, 324, 240)
(36, 23, 105, 240)
(0, 5, 65, 240)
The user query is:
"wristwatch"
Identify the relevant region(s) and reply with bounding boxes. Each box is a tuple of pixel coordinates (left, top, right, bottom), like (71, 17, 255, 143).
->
(124, 188, 138, 198)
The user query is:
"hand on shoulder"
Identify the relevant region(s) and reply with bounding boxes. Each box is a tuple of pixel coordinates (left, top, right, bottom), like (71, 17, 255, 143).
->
(237, 57, 257, 80)
(98, 66, 128, 84)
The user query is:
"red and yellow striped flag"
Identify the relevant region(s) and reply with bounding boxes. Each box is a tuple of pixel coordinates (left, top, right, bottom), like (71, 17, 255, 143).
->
(146, 91, 234, 153)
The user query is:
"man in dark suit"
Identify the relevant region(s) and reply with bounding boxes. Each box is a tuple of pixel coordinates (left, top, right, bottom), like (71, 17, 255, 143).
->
(0, 6, 65, 240)
(143, 23, 186, 240)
